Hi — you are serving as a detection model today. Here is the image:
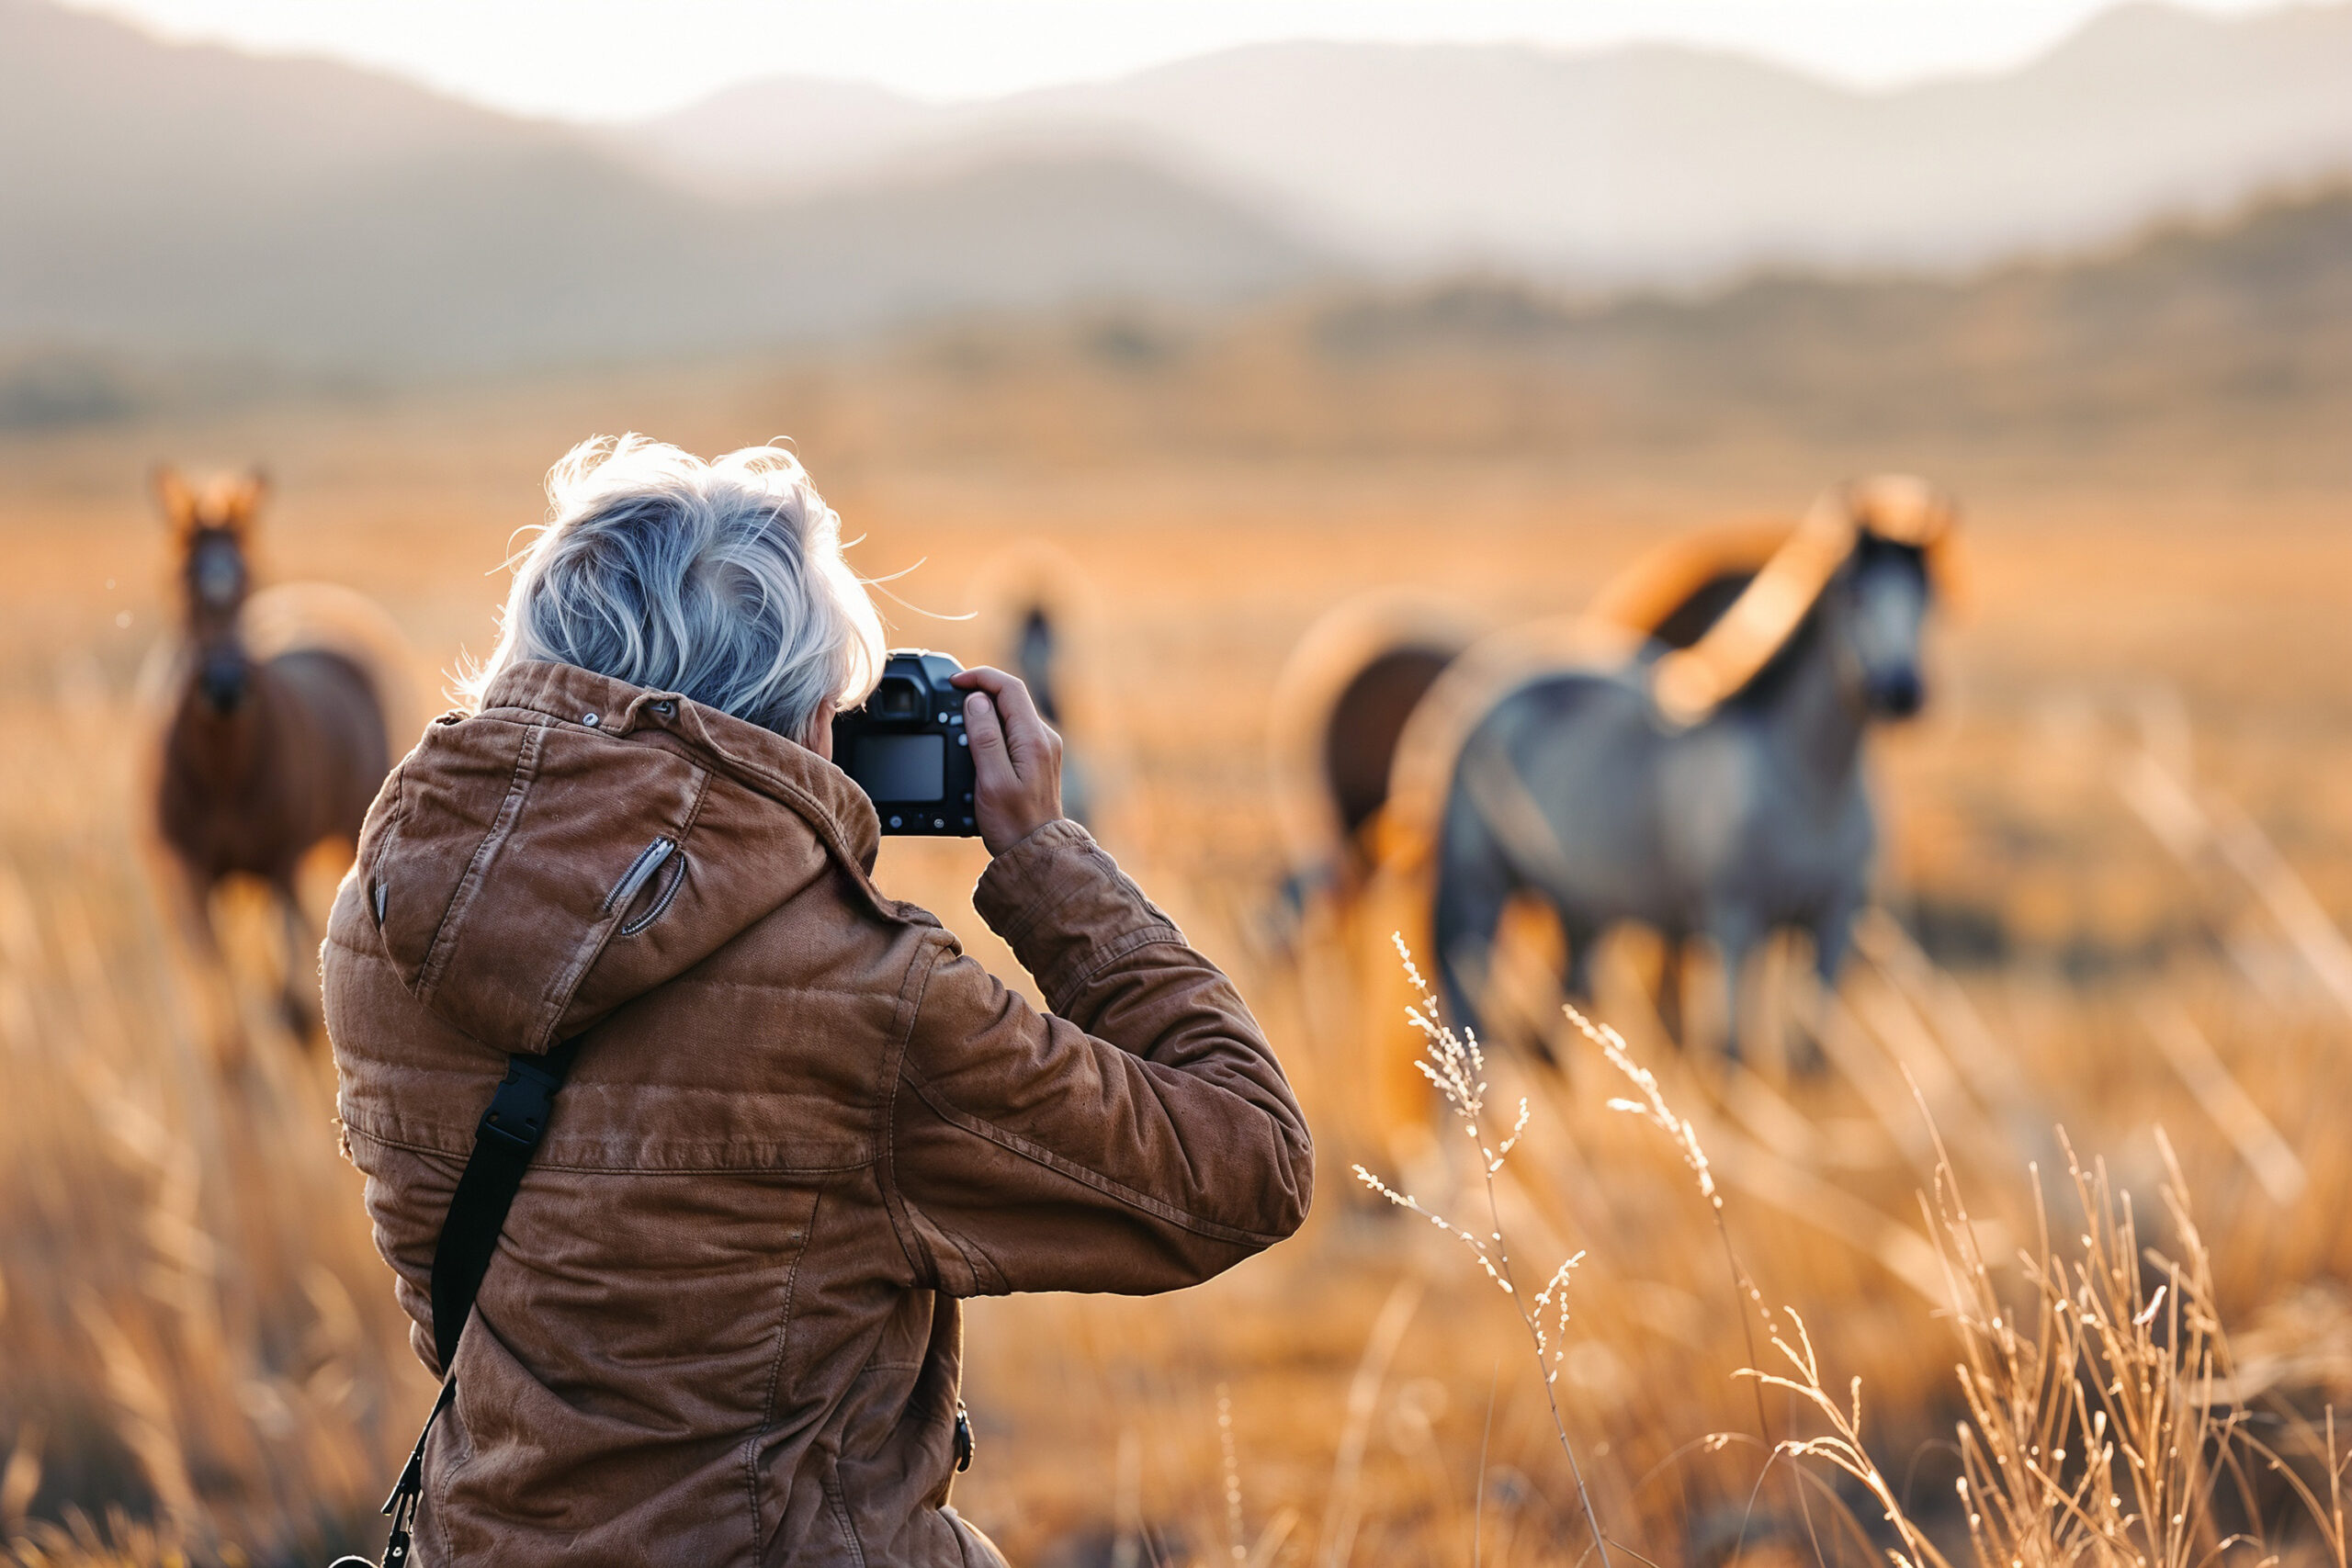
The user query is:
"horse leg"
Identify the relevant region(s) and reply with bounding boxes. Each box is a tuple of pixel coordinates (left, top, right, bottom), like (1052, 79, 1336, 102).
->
(1432, 798, 1514, 1054)
(274, 879, 322, 1044)
(1559, 912, 1602, 1004)
(1706, 914, 1758, 1066)
(1792, 903, 1860, 1077)
(1656, 932, 1688, 1049)
(162, 863, 247, 1073)
(1519, 910, 1604, 1074)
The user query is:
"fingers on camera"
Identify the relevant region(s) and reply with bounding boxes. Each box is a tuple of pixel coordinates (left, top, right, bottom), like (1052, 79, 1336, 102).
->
(955, 669, 1059, 801)
(949, 665, 1013, 696)
(997, 678, 1046, 738)
(964, 692, 1008, 755)
(954, 666, 1046, 729)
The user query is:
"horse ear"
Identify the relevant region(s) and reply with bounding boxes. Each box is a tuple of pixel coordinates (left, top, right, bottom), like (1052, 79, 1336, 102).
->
(153, 466, 196, 532)
(224, 468, 270, 530)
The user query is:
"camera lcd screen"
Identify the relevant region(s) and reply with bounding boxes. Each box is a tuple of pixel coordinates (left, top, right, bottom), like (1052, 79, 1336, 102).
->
(851, 733, 946, 801)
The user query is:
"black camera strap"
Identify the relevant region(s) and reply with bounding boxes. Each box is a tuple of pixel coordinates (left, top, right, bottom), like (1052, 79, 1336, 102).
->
(339, 1038, 586, 1568)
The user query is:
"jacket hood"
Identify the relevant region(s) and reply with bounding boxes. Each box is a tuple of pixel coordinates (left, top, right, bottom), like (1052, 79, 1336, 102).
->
(358, 660, 894, 1055)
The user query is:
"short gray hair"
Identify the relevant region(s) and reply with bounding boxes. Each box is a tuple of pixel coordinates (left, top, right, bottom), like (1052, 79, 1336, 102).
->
(464, 434, 885, 738)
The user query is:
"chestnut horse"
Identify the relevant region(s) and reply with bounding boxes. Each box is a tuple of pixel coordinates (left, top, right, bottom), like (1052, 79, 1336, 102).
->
(153, 468, 393, 1044)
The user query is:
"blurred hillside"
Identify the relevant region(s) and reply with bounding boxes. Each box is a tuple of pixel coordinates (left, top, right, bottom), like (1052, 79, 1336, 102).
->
(707, 183, 2352, 488)
(10, 168, 2350, 491)
(0, 0, 1329, 373)
(634, 2, 2352, 279)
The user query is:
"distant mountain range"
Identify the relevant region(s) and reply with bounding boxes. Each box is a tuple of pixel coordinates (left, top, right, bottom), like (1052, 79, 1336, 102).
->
(4, 0, 2351, 379)
(0, 0, 1328, 372)
(630, 3, 2352, 280)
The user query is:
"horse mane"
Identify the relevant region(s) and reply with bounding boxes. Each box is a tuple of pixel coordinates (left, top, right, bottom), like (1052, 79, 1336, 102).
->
(1593, 475, 1958, 727)
(1586, 519, 1795, 644)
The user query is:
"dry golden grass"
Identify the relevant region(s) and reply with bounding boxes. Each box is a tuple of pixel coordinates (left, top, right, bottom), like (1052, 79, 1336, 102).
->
(1359, 958, 2352, 1568)
(0, 338, 2347, 1566)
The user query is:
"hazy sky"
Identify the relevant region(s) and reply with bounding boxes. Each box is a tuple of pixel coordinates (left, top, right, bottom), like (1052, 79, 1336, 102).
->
(66, 0, 2288, 121)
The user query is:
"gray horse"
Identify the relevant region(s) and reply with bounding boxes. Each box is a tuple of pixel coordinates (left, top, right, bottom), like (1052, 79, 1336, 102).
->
(1431, 530, 1934, 1061)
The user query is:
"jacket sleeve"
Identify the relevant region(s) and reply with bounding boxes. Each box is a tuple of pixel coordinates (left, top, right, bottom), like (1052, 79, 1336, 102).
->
(883, 820, 1313, 1296)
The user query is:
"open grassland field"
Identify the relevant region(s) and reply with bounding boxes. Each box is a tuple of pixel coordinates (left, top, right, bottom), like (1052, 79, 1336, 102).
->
(1, 326, 2349, 1566)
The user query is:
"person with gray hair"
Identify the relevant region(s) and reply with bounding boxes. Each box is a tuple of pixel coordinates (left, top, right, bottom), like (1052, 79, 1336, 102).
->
(460, 434, 886, 749)
(323, 435, 1312, 1565)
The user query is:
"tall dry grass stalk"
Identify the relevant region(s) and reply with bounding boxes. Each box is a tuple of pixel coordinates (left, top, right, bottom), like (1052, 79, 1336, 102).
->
(1366, 939, 2350, 1568)
(1352, 937, 1613, 1568)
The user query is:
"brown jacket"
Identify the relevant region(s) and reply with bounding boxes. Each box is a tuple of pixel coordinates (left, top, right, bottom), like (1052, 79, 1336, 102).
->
(322, 660, 1313, 1566)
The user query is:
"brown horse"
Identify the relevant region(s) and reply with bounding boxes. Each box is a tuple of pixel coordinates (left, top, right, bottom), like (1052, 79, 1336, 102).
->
(1268, 591, 1481, 905)
(153, 467, 392, 1045)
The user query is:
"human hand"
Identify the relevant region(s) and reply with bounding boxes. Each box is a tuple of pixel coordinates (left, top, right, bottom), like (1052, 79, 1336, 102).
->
(948, 666, 1065, 856)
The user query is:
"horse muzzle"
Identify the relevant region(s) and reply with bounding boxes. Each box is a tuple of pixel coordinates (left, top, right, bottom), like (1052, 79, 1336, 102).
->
(199, 650, 250, 713)
(1865, 667, 1925, 718)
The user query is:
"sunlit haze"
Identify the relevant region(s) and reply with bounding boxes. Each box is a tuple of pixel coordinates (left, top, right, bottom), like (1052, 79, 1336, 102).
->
(57, 0, 2292, 120)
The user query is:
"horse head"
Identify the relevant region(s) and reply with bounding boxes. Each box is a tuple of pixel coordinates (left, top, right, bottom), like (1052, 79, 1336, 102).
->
(156, 466, 267, 713)
(1828, 475, 1952, 723)
(1836, 533, 1930, 718)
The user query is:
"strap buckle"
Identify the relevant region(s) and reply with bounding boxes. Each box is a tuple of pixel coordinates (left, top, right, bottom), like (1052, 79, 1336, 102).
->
(370, 1381, 455, 1566)
(477, 1055, 565, 1153)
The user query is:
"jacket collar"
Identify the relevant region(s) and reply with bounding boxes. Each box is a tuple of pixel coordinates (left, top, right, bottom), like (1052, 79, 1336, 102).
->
(476, 660, 882, 874)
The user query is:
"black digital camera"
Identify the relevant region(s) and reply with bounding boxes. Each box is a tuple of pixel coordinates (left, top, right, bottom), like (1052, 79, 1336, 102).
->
(832, 650, 979, 836)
